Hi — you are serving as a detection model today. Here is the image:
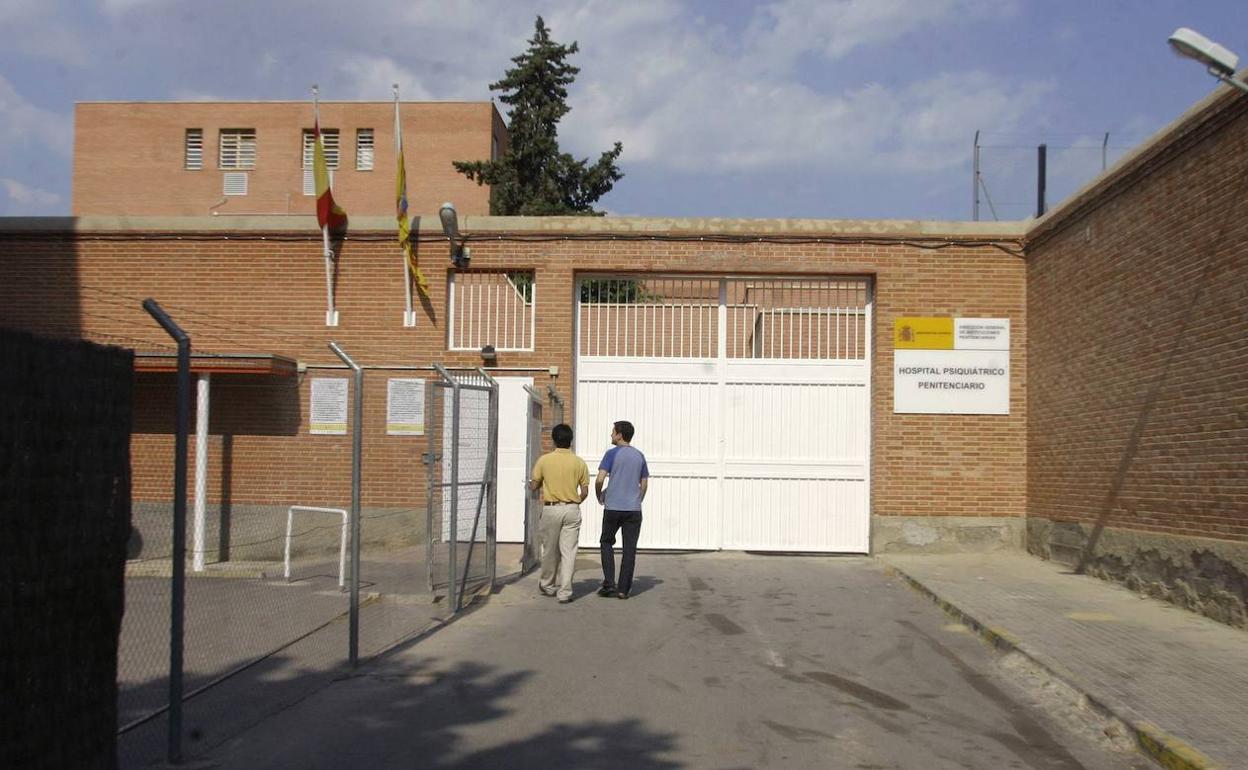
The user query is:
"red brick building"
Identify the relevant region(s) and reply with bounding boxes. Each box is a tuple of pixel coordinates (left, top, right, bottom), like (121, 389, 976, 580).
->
(72, 101, 506, 217)
(2, 83, 1245, 625)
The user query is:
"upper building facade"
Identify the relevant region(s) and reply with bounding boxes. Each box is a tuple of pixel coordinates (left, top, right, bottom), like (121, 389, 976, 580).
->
(72, 100, 507, 217)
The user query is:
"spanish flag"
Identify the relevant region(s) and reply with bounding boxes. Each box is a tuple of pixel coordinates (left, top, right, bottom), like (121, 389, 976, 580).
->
(314, 119, 347, 231)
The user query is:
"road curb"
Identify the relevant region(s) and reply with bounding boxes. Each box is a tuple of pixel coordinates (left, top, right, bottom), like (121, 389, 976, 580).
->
(880, 561, 1225, 770)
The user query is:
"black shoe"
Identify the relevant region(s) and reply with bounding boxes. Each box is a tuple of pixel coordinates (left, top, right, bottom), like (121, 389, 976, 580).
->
(616, 591, 629, 600)
(597, 585, 615, 598)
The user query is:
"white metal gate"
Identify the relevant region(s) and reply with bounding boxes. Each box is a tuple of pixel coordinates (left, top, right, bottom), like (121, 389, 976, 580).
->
(574, 276, 871, 553)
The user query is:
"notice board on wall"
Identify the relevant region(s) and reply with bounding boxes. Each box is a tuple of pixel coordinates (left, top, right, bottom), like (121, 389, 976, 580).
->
(893, 317, 1010, 415)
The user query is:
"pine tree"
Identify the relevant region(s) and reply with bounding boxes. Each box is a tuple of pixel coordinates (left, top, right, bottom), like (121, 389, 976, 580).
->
(454, 16, 623, 215)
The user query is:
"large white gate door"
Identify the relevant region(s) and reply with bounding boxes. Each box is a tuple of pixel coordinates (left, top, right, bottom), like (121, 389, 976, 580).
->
(575, 277, 871, 553)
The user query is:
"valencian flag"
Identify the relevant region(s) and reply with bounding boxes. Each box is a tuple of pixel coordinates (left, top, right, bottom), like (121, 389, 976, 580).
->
(314, 119, 347, 230)
(395, 104, 428, 294)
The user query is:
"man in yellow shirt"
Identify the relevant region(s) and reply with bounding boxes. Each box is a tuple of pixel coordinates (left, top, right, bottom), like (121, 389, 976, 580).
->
(529, 423, 590, 603)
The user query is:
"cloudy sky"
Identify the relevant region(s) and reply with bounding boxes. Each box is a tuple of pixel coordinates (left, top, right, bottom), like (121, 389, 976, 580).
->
(2, 0, 1246, 220)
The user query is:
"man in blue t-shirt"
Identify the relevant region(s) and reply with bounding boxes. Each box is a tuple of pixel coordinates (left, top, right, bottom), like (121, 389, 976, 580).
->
(595, 420, 649, 599)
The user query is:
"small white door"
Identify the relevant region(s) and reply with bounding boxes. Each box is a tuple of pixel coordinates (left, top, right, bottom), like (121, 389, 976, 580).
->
(495, 377, 533, 542)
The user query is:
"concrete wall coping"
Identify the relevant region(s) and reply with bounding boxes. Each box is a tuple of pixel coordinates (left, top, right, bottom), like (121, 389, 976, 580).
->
(0, 214, 1027, 240)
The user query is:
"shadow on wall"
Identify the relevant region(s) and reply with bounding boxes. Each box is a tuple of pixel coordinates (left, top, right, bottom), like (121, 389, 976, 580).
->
(129, 373, 303, 562)
(1073, 217, 1231, 574)
(132, 373, 301, 437)
(0, 223, 83, 339)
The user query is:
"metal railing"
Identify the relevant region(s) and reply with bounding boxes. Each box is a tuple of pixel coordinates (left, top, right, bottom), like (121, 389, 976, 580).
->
(284, 507, 348, 588)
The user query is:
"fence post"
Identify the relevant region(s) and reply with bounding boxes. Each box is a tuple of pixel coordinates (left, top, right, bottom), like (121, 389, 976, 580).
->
(328, 342, 362, 667)
(478, 369, 498, 593)
(141, 299, 189, 765)
(434, 365, 460, 612)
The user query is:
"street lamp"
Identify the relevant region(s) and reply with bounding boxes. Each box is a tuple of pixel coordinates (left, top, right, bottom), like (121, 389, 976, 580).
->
(1168, 27, 1248, 95)
(439, 202, 470, 269)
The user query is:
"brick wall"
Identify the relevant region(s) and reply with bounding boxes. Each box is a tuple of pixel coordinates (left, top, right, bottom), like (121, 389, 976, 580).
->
(0, 218, 1028, 547)
(1, 329, 131, 769)
(1026, 95, 1248, 547)
(72, 101, 500, 216)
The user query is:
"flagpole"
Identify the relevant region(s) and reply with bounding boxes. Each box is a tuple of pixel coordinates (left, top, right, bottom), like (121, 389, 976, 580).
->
(396, 84, 415, 326)
(314, 84, 338, 326)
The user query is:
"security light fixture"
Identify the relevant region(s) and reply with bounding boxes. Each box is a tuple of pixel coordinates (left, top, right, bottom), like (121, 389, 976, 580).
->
(1168, 27, 1248, 95)
(480, 344, 497, 363)
(439, 201, 470, 269)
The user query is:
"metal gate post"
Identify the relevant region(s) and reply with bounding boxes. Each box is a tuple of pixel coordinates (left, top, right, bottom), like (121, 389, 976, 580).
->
(522, 385, 543, 572)
(142, 299, 189, 765)
(434, 365, 460, 612)
(477, 369, 499, 593)
(328, 342, 362, 667)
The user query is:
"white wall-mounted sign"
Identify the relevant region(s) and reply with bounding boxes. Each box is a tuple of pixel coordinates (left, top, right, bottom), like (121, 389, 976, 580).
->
(893, 349, 1010, 414)
(955, 318, 1010, 350)
(386, 378, 426, 435)
(894, 317, 1010, 415)
(309, 378, 349, 434)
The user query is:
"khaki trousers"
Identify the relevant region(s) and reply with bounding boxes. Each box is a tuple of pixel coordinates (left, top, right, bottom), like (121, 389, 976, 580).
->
(538, 503, 582, 600)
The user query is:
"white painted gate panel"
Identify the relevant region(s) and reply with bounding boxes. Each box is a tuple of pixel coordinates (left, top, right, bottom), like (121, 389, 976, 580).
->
(575, 360, 721, 550)
(575, 277, 872, 553)
(495, 377, 533, 542)
(720, 362, 869, 551)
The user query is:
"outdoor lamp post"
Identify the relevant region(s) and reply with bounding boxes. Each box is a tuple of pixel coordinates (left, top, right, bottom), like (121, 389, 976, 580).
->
(1168, 27, 1248, 95)
(440, 201, 471, 269)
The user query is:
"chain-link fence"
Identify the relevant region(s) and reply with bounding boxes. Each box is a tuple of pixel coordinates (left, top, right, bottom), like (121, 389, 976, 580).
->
(426, 366, 498, 611)
(117, 309, 503, 766)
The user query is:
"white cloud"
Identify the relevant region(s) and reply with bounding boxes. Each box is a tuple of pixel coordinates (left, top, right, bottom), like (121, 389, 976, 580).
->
(745, 0, 1018, 71)
(557, 3, 1048, 178)
(0, 0, 89, 65)
(2, 178, 62, 208)
(99, 0, 175, 15)
(0, 75, 73, 156)
(337, 55, 434, 101)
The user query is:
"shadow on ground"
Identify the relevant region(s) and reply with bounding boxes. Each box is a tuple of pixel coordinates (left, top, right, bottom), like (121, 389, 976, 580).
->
(195, 643, 680, 770)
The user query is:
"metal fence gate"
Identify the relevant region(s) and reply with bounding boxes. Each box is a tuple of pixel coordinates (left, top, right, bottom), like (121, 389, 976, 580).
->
(574, 276, 872, 553)
(425, 366, 498, 610)
(522, 385, 544, 572)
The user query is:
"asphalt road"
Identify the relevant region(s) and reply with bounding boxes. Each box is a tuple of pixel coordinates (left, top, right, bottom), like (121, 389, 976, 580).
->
(207, 553, 1151, 769)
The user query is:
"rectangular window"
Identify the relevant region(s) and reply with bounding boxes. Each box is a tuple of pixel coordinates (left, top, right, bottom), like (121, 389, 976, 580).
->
(303, 128, 339, 194)
(218, 129, 256, 169)
(356, 128, 374, 170)
(449, 271, 536, 352)
(184, 128, 203, 170)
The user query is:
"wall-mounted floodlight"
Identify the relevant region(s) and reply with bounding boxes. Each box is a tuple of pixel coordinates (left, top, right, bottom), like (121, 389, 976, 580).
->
(480, 344, 497, 363)
(439, 201, 470, 269)
(1168, 27, 1248, 95)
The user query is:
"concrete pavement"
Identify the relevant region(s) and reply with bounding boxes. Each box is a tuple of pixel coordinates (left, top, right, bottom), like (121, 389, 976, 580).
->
(882, 553, 1248, 770)
(196, 552, 1149, 769)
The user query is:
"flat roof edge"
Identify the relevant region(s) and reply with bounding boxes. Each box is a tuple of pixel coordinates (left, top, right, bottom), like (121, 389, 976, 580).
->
(0, 215, 1026, 240)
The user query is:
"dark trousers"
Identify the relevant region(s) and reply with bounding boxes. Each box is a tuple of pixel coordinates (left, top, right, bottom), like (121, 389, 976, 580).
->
(600, 509, 643, 593)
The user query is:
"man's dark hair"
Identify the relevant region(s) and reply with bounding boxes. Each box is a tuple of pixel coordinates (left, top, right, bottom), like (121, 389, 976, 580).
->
(613, 420, 635, 442)
(551, 423, 574, 448)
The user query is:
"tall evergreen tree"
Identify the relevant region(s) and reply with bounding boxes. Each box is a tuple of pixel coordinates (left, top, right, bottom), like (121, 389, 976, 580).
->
(455, 16, 623, 215)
